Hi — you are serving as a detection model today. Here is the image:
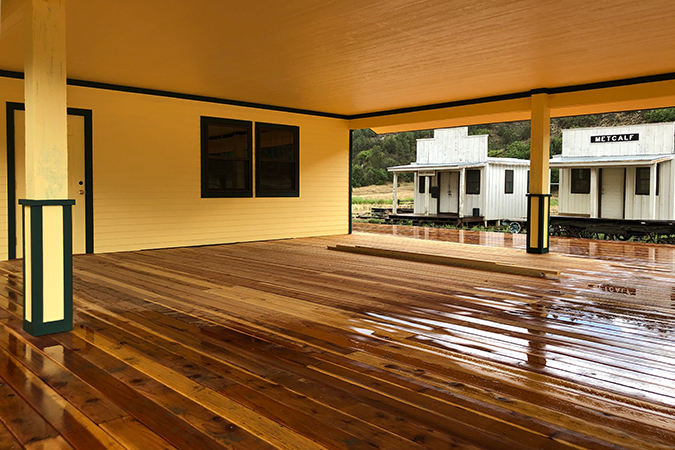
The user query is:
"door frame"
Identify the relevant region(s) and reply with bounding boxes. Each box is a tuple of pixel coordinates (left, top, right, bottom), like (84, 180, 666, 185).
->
(6, 102, 94, 259)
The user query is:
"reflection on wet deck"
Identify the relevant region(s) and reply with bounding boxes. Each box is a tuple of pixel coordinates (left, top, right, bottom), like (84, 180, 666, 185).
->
(0, 230, 674, 449)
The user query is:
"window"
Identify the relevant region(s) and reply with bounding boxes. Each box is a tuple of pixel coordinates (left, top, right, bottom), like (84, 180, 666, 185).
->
(418, 176, 426, 194)
(570, 168, 590, 194)
(201, 117, 252, 197)
(466, 169, 480, 195)
(635, 167, 650, 195)
(256, 123, 299, 197)
(657, 164, 661, 196)
(504, 170, 514, 194)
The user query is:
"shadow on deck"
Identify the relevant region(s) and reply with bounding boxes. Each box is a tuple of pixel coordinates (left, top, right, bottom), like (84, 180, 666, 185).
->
(0, 230, 674, 449)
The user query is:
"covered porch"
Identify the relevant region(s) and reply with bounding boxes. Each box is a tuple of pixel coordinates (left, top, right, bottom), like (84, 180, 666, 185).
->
(1, 232, 674, 449)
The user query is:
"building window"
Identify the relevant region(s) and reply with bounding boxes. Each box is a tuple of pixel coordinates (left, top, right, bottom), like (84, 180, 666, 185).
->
(635, 167, 650, 195)
(570, 168, 590, 194)
(504, 170, 514, 194)
(466, 169, 480, 195)
(201, 117, 252, 198)
(418, 176, 426, 194)
(657, 164, 661, 196)
(255, 123, 299, 197)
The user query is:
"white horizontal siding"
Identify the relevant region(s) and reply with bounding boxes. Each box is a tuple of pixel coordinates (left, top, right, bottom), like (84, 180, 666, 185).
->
(416, 127, 488, 164)
(563, 123, 675, 157)
(484, 164, 528, 220)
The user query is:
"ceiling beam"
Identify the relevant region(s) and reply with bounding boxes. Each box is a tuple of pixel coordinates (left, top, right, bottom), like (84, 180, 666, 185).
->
(351, 78, 675, 133)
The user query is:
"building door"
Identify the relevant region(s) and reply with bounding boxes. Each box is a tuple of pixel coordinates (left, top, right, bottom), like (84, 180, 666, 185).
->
(600, 167, 624, 219)
(439, 172, 459, 213)
(13, 109, 88, 258)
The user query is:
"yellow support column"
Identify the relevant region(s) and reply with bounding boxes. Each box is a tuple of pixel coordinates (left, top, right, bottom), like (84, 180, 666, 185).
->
(21, 0, 73, 336)
(527, 93, 551, 254)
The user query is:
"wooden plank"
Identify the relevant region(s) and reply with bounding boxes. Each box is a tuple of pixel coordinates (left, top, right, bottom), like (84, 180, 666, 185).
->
(0, 371, 62, 447)
(99, 417, 177, 450)
(24, 436, 75, 450)
(0, 324, 127, 426)
(0, 330, 127, 450)
(69, 324, 329, 450)
(328, 244, 560, 277)
(0, 417, 22, 450)
(72, 308, 465, 450)
(48, 329, 278, 450)
(0, 317, 228, 450)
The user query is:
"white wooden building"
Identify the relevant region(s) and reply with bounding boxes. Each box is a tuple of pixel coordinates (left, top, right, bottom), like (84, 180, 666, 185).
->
(387, 127, 529, 221)
(550, 122, 675, 220)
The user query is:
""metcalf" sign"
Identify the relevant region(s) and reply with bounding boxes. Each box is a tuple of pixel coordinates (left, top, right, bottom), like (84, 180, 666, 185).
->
(590, 133, 639, 143)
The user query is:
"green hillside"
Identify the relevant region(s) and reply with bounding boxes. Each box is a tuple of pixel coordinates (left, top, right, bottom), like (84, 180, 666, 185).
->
(351, 107, 675, 187)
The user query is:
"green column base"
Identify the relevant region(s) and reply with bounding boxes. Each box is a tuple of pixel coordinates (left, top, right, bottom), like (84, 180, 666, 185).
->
(526, 194, 551, 254)
(19, 199, 75, 336)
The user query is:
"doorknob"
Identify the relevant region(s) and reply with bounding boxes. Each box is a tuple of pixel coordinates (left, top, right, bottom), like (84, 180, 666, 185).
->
(79, 190, 85, 195)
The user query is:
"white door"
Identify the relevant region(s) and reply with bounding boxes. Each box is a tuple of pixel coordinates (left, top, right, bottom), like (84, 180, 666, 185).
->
(15, 111, 87, 257)
(439, 172, 459, 213)
(600, 168, 624, 219)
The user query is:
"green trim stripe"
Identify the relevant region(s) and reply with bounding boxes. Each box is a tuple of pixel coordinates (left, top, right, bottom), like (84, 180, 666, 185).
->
(21, 201, 74, 336)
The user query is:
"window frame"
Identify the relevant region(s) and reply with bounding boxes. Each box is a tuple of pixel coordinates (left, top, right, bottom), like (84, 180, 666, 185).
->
(570, 168, 591, 194)
(255, 122, 300, 197)
(504, 169, 514, 194)
(201, 116, 253, 198)
(635, 167, 651, 196)
(466, 169, 481, 195)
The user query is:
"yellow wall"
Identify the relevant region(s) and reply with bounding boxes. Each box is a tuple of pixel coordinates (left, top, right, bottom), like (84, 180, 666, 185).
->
(0, 77, 350, 257)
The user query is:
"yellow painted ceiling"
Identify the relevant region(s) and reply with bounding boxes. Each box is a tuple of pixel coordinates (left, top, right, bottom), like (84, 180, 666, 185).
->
(1, 0, 675, 116)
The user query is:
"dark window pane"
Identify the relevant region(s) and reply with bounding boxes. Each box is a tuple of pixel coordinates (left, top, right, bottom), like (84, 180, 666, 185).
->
(505, 169, 514, 194)
(418, 176, 426, 193)
(258, 162, 296, 192)
(570, 168, 590, 194)
(466, 169, 480, 195)
(657, 164, 660, 196)
(208, 123, 249, 158)
(635, 167, 650, 195)
(201, 117, 252, 197)
(256, 123, 299, 196)
(207, 159, 247, 190)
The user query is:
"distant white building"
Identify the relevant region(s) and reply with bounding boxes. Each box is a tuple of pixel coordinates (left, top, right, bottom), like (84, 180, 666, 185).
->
(387, 127, 529, 222)
(550, 122, 675, 220)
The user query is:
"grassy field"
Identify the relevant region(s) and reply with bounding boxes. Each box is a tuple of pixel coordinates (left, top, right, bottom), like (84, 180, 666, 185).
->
(352, 182, 414, 216)
(352, 182, 558, 217)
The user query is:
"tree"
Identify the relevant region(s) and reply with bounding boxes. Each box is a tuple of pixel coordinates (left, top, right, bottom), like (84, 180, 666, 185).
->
(644, 108, 675, 123)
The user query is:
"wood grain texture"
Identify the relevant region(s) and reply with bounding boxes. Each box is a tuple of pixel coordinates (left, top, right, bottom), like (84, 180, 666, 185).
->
(0, 227, 674, 449)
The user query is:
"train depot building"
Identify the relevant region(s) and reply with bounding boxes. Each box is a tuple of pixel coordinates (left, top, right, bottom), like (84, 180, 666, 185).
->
(551, 122, 675, 220)
(387, 127, 529, 225)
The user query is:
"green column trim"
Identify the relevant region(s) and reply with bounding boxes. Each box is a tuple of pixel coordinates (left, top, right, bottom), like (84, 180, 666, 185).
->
(526, 193, 551, 254)
(20, 199, 74, 336)
(19, 199, 76, 206)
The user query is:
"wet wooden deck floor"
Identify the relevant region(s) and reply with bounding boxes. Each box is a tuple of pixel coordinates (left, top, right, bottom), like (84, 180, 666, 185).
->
(1, 227, 675, 449)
